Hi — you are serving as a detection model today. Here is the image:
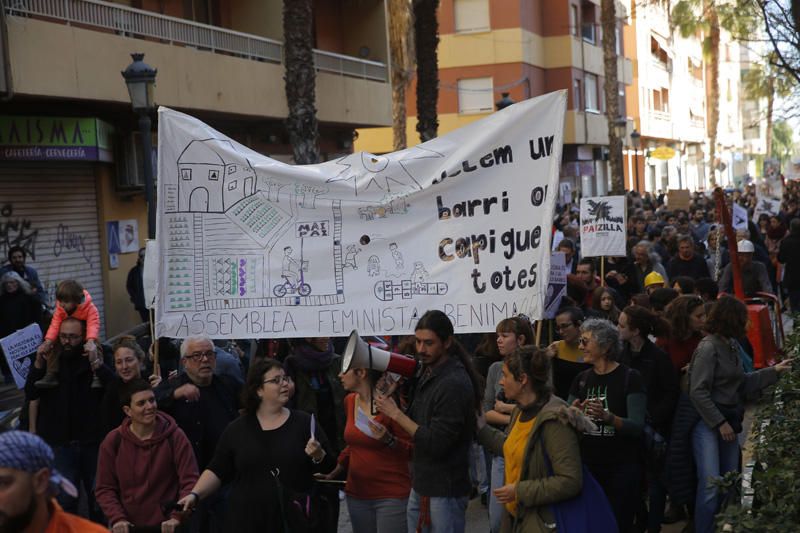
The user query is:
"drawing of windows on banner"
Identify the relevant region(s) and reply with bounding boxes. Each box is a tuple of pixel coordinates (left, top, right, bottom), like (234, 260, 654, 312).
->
(175, 139, 257, 213)
(226, 193, 293, 248)
(209, 256, 262, 302)
(167, 256, 194, 310)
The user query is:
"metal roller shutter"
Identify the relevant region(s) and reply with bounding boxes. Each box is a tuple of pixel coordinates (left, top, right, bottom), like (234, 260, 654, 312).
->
(0, 164, 106, 338)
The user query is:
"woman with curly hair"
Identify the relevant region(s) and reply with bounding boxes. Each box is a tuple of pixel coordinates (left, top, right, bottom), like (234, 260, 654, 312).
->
(657, 295, 707, 374)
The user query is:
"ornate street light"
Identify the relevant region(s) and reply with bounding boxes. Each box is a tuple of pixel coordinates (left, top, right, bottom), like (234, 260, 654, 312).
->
(121, 53, 157, 239)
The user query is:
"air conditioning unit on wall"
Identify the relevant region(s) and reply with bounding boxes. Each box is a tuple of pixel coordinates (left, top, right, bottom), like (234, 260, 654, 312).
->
(114, 131, 157, 191)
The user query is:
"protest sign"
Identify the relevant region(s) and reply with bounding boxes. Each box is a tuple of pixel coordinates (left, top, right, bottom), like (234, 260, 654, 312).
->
(733, 202, 749, 230)
(155, 91, 567, 338)
(0, 323, 42, 389)
(667, 189, 691, 211)
(544, 252, 567, 319)
(753, 196, 781, 222)
(579, 196, 627, 257)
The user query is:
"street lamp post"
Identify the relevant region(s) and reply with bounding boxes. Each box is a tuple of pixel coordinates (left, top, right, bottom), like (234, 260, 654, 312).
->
(630, 129, 641, 192)
(121, 53, 158, 239)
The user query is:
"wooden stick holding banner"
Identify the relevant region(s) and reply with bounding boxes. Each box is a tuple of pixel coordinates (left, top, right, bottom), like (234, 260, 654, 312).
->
(535, 319, 543, 346)
(600, 257, 605, 287)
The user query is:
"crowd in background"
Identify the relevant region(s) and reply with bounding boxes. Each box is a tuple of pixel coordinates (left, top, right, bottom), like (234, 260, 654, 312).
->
(0, 183, 798, 533)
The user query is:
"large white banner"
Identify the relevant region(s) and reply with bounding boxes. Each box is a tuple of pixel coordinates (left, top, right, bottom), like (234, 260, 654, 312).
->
(154, 91, 566, 339)
(579, 196, 627, 258)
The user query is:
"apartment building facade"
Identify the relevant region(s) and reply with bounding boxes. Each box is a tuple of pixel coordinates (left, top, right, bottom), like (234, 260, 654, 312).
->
(0, 0, 392, 335)
(356, 0, 634, 198)
(623, 0, 761, 193)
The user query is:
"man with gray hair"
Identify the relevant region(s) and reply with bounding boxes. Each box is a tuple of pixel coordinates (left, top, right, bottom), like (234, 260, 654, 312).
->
(632, 240, 669, 293)
(155, 335, 241, 532)
(0, 430, 106, 532)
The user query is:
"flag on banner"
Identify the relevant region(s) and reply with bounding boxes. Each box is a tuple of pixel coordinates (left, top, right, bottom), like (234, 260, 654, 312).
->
(544, 252, 567, 319)
(753, 196, 781, 222)
(579, 196, 627, 258)
(154, 91, 567, 338)
(732, 202, 749, 230)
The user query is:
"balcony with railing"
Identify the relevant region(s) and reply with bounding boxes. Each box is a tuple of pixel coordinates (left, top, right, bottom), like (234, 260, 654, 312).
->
(2, 0, 392, 125)
(3, 0, 388, 82)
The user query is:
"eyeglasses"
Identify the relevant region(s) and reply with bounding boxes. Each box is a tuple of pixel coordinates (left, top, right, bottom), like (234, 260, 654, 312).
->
(555, 323, 573, 331)
(183, 350, 216, 362)
(263, 375, 293, 386)
(59, 333, 82, 341)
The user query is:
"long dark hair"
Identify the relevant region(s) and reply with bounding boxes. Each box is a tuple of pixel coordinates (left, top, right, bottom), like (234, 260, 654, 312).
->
(621, 305, 670, 338)
(416, 310, 484, 409)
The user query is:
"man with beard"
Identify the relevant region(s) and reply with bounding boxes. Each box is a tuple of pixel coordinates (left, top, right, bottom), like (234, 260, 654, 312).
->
(155, 335, 241, 533)
(25, 317, 108, 522)
(0, 431, 106, 533)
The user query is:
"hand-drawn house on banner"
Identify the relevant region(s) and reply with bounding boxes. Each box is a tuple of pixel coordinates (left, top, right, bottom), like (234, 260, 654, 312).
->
(177, 139, 257, 213)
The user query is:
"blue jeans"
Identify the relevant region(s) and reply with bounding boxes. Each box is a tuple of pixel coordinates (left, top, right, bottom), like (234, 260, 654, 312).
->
(406, 489, 468, 533)
(469, 442, 488, 495)
(52, 441, 102, 523)
(347, 496, 408, 533)
(488, 455, 505, 533)
(692, 421, 740, 533)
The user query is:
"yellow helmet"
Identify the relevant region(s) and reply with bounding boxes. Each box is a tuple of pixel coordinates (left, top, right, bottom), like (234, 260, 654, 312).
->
(644, 271, 665, 288)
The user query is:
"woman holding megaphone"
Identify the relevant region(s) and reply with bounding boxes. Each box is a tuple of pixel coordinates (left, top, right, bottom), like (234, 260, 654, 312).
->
(315, 356, 412, 533)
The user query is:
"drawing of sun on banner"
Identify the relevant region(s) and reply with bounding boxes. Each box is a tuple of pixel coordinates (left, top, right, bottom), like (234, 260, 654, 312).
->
(154, 91, 567, 339)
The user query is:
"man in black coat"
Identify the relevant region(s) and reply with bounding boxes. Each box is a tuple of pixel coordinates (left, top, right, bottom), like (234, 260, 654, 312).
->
(126, 247, 148, 323)
(25, 317, 107, 522)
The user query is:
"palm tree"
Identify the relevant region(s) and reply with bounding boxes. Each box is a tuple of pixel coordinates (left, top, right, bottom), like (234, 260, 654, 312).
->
(414, 0, 440, 142)
(283, 0, 320, 164)
(601, 0, 623, 193)
(672, 0, 720, 186)
(389, 0, 414, 150)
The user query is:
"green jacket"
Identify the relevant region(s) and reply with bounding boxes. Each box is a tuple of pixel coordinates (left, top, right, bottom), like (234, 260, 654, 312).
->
(478, 395, 589, 533)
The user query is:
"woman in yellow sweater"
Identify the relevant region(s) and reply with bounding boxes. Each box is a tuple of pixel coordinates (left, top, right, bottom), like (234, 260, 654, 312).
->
(477, 346, 594, 532)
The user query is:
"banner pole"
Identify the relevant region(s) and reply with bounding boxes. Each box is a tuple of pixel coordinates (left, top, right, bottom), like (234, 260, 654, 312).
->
(600, 257, 605, 287)
(149, 308, 160, 377)
(535, 319, 543, 346)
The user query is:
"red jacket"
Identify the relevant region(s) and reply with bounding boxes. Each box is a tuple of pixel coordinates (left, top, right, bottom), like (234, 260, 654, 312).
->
(338, 393, 412, 500)
(45, 289, 101, 342)
(96, 412, 199, 527)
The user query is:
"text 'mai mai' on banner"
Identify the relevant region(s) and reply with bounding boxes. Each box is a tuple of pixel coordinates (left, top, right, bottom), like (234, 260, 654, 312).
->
(154, 91, 567, 338)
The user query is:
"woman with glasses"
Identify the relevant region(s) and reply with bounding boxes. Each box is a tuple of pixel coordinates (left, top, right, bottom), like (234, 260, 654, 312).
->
(568, 318, 646, 533)
(482, 316, 533, 533)
(179, 358, 335, 532)
(315, 364, 412, 533)
(547, 307, 591, 400)
(96, 378, 198, 533)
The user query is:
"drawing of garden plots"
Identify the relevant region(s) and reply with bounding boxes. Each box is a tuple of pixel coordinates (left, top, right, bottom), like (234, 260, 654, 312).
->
(160, 138, 345, 312)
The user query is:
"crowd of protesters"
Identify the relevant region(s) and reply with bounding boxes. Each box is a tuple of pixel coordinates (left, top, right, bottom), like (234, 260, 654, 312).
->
(0, 184, 798, 533)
